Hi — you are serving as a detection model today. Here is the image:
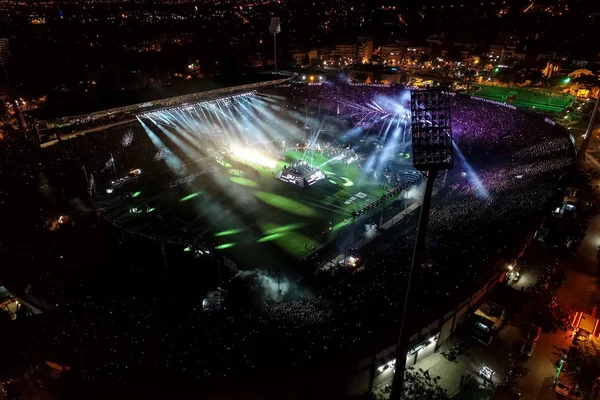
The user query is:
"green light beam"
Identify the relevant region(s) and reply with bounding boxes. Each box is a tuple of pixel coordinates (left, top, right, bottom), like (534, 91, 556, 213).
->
(262, 222, 309, 235)
(230, 176, 259, 187)
(254, 191, 317, 217)
(215, 243, 236, 250)
(257, 232, 287, 243)
(215, 228, 245, 237)
(180, 192, 200, 202)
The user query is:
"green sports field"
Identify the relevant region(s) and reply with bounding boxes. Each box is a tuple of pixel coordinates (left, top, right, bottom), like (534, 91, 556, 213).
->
(470, 84, 573, 113)
(100, 149, 419, 268)
(210, 150, 408, 262)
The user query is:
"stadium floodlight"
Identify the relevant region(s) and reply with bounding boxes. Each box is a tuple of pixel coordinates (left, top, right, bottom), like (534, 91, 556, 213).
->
(390, 89, 453, 400)
(410, 90, 453, 170)
(269, 17, 281, 75)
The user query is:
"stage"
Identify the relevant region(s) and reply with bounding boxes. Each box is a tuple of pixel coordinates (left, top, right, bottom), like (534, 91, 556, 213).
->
(275, 160, 327, 188)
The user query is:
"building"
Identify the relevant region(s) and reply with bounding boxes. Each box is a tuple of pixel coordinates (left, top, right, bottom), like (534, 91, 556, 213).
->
(291, 51, 308, 66)
(357, 36, 374, 62)
(571, 311, 600, 338)
(571, 59, 589, 67)
(453, 41, 476, 50)
(317, 47, 334, 60)
(335, 43, 357, 61)
(542, 61, 560, 78)
(381, 44, 404, 65)
(500, 46, 517, 64)
(566, 69, 600, 99)
(406, 46, 431, 57)
(487, 44, 505, 63)
(537, 52, 569, 62)
(486, 44, 520, 64)
(346, 271, 503, 396)
(426, 34, 444, 46)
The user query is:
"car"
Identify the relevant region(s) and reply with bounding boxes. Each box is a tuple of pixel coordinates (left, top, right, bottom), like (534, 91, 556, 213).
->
(527, 325, 542, 342)
(555, 380, 572, 396)
(555, 360, 575, 397)
(521, 340, 536, 357)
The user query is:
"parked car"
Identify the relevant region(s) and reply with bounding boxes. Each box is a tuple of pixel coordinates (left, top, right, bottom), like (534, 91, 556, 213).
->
(555, 360, 575, 397)
(527, 325, 542, 342)
(521, 340, 536, 357)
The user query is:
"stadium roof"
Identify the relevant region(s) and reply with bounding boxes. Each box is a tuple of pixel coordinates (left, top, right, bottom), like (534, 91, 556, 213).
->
(28, 75, 292, 123)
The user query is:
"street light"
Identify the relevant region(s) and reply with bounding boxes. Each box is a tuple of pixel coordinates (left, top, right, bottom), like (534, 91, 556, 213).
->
(389, 90, 453, 400)
(269, 17, 281, 75)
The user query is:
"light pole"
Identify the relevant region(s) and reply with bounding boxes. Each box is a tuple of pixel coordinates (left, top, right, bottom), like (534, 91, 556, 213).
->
(0, 39, 26, 136)
(110, 153, 118, 180)
(389, 90, 453, 400)
(269, 18, 281, 75)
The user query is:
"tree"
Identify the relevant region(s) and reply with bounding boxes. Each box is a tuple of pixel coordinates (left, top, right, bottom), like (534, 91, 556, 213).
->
(371, 369, 449, 400)
(0, 307, 12, 325)
(353, 72, 370, 83)
(0, 100, 8, 120)
(401, 369, 449, 400)
(566, 335, 600, 396)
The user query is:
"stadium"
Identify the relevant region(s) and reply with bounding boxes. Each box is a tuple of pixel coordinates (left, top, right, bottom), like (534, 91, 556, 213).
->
(32, 80, 577, 397)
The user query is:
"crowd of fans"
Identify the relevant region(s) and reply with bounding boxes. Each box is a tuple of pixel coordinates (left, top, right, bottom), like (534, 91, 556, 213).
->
(0, 84, 576, 387)
(260, 295, 333, 325)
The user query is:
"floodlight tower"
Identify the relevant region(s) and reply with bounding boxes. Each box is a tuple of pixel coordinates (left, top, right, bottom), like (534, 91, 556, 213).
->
(269, 17, 281, 75)
(389, 90, 453, 400)
(0, 38, 26, 136)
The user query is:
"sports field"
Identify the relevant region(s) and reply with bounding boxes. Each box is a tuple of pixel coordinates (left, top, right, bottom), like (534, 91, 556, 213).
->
(97, 149, 419, 268)
(470, 84, 573, 113)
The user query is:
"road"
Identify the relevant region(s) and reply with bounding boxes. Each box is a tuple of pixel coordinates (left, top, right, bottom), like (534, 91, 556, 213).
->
(511, 184, 600, 399)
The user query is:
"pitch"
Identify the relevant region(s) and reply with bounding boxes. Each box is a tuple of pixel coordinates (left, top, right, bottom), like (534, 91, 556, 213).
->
(95, 91, 420, 269)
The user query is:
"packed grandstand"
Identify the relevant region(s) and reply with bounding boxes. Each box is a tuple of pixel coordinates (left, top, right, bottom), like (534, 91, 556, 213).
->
(1, 82, 576, 390)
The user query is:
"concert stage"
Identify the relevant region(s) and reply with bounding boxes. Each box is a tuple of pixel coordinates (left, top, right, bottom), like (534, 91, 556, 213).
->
(275, 160, 326, 188)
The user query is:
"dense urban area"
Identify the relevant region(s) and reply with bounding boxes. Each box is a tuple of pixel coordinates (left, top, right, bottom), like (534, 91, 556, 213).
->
(0, 0, 600, 399)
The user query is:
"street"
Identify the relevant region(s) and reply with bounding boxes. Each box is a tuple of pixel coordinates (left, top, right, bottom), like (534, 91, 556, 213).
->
(506, 161, 600, 399)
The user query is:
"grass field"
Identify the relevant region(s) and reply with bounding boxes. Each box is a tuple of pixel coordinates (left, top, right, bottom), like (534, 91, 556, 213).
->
(470, 84, 573, 113)
(100, 149, 419, 268)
